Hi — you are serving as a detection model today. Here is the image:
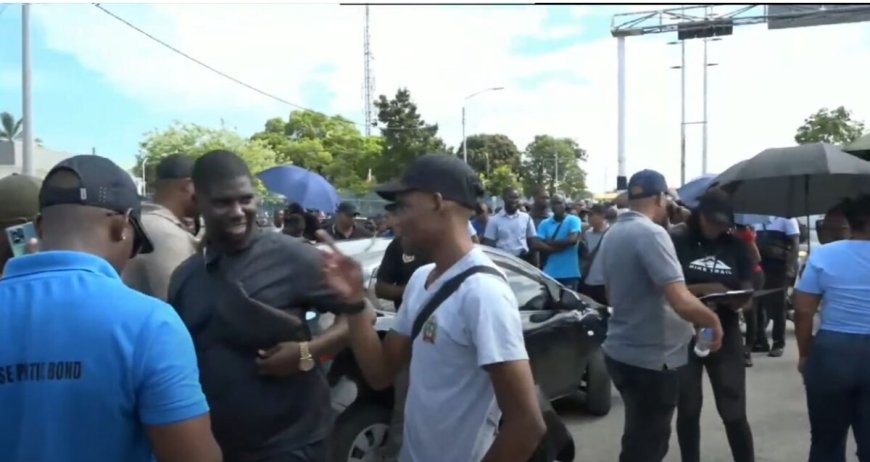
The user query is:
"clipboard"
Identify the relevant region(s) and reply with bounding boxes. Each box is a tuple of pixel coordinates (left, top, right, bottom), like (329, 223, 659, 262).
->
(698, 288, 786, 305)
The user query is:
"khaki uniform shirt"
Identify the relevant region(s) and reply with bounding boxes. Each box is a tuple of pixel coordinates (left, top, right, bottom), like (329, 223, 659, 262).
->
(122, 203, 200, 301)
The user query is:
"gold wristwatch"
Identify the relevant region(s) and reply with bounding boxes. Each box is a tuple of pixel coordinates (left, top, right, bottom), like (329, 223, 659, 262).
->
(299, 342, 315, 372)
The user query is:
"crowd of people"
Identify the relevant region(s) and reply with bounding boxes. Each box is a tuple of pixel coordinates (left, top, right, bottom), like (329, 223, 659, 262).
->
(0, 149, 868, 462)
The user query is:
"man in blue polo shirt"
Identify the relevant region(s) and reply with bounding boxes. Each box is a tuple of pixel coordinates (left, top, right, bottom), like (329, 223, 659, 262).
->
(536, 195, 583, 289)
(0, 155, 220, 462)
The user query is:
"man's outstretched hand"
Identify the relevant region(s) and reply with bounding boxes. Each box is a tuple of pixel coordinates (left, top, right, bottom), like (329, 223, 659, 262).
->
(317, 230, 366, 312)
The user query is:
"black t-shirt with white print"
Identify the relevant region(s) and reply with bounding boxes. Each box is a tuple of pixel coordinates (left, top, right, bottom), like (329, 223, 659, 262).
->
(669, 223, 754, 322)
(377, 237, 429, 310)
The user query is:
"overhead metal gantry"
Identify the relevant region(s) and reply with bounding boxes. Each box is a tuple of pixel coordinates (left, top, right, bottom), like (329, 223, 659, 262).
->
(608, 4, 870, 190)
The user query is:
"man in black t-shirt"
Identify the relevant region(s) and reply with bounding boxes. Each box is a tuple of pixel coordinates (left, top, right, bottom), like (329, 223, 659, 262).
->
(375, 229, 429, 310)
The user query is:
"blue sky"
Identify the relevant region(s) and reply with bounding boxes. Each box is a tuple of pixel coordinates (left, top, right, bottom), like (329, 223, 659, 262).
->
(0, 4, 616, 170)
(1, 4, 869, 192)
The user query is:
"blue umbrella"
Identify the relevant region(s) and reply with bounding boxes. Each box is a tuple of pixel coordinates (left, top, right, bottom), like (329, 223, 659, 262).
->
(257, 165, 341, 213)
(676, 174, 717, 208)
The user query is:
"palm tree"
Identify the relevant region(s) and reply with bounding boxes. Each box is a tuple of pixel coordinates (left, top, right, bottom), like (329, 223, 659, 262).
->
(0, 112, 23, 141)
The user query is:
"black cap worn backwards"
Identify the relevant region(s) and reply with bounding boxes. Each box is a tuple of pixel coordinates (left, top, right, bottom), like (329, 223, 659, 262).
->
(375, 154, 483, 210)
(38, 155, 154, 254)
(155, 154, 195, 180)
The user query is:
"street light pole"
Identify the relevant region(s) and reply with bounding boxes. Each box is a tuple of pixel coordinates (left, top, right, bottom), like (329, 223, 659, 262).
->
(461, 86, 504, 164)
(461, 106, 467, 163)
(679, 39, 686, 186)
(21, 4, 34, 176)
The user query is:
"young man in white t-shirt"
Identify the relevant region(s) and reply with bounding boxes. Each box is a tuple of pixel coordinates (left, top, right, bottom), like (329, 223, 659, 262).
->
(321, 154, 546, 462)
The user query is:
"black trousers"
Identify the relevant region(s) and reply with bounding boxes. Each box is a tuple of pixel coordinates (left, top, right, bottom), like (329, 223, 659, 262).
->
(805, 330, 870, 462)
(678, 313, 755, 462)
(606, 355, 679, 462)
(755, 266, 789, 349)
(744, 271, 765, 352)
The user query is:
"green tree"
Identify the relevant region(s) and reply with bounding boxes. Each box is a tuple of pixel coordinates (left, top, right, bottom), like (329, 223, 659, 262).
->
(482, 164, 522, 197)
(457, 133, 521, 175)
(251, 110, 382, 194)
(374, 88, 446, 180)
(137, 121, 278, 193)
(0, 112, 22, 141)
(520, 135, 588, 199)
(794, 106, 865, 145)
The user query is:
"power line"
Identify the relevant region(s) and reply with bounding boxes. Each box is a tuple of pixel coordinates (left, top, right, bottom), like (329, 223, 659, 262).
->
(92, 3, 414, 132)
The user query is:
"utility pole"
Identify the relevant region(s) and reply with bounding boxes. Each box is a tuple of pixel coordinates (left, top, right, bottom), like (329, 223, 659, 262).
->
(616, 36, 626, 190)
(701, 5, 711, 175)
(21, 4, 34, 176)
(362, 5, 374, 136)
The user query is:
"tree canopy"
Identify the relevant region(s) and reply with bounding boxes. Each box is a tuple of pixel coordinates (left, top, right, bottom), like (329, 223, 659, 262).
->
(794, 106, 865, 146)
(134, 88, 592, 201)
(457, 133, 521, 175)
(251, 110, 381, 194)
(519, 135, 587, 199)
(374, 88, 447, 181)
(1, 112, 22, 141)
(137, 121, 278, 193)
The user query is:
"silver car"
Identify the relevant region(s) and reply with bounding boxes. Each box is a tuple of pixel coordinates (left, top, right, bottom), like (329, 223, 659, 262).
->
(321, 238, 609, 462)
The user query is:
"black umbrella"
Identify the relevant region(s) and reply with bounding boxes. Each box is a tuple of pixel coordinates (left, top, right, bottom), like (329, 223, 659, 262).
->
(709, 142, 870, 217)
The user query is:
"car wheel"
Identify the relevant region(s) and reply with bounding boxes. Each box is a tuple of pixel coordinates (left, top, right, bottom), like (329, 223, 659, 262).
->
(327, 402, 391, 462)
(583, 350, 612, 416)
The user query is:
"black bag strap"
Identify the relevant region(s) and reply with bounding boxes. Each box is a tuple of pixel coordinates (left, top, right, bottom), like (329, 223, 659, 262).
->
(411, 265, 506, 342)
(548, 220, 565, 241)
(587, 226, 609, 260)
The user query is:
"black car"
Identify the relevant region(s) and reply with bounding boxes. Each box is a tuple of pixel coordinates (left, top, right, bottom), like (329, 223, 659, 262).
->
(322, 239, 611, 462)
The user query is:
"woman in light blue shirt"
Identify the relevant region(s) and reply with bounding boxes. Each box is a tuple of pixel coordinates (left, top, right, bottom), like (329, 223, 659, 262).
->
(794, 196, 870, 462)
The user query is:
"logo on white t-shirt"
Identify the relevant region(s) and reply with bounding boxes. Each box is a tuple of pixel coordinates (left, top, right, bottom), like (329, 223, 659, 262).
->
(421, 317, 437, 344)
(688, 256, 732, 275)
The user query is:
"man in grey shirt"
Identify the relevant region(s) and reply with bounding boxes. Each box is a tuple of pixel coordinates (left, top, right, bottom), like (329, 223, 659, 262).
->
(587, 169, 723, 462)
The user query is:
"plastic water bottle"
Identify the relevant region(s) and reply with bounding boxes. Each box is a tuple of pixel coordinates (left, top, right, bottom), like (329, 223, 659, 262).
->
(694, 327, 713, 358)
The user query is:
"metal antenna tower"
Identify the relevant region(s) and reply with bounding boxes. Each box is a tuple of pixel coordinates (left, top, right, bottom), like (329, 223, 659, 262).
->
(363, 5, 374, 136)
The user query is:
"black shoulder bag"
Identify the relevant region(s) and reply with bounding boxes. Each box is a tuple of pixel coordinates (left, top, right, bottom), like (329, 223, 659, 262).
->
(411, 265, 505, 342)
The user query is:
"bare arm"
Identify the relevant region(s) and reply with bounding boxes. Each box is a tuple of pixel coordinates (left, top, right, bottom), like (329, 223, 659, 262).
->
(347, 303, 411, 390)
(310, 314, 348, 358)
(482, 361, 546, 462)
(147, 416, 222, 462)
(793, 291, 821, 360)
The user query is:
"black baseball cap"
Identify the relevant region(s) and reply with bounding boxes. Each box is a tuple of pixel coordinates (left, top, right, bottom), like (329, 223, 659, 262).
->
(337, 201, 359, 216)
(375, 154, 483, 210)
(696, 188, 734, 226)
(38, 155, 154, 254)
(155, 154, 194, 180)
(627, 169, 669, 200)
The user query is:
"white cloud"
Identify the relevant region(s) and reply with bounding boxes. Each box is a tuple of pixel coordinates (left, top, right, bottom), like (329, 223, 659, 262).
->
(31, 4, 870, 193)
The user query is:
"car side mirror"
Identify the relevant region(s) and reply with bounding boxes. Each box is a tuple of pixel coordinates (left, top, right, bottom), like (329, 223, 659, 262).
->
(558, 287, 584, 311)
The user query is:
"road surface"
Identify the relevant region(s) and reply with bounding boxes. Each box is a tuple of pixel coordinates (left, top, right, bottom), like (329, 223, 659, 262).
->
(562, 328, 859, 461)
